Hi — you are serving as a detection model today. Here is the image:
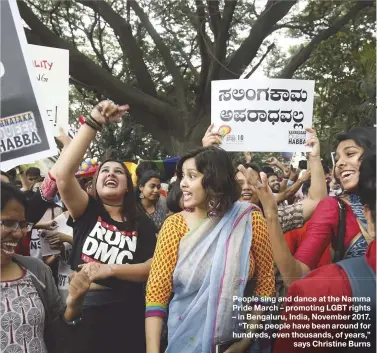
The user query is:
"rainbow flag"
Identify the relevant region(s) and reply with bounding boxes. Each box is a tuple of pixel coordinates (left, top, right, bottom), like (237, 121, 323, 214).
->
(138, 157, 179, 182)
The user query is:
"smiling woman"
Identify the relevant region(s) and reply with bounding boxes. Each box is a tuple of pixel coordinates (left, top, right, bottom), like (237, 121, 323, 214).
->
(294, 127, 376, 274)
(0, 182, 91, 353)
(53, 100, 157, 353)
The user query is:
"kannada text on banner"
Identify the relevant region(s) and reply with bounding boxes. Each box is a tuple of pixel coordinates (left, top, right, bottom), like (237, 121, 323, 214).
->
(211, 78, 315, 152)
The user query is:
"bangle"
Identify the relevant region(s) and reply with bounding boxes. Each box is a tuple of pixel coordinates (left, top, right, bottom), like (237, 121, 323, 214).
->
(86, 115, 102, 130)
(85, 117, 102, 131)
(87, 115, 103, 130)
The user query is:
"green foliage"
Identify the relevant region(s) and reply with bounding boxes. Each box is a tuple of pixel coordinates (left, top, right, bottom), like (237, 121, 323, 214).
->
(24, 0, 376, 157)
(266, 3, 376, 162)
(68, 86, 169, 161)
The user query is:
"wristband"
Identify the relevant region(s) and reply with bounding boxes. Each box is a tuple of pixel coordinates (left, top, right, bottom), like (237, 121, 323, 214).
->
(88, 115, 103, 130)
(87, 115, 102, 129)
(85, 116, 102, 131)
(85, 119, 100, 131)
(63, 314, 83, 326)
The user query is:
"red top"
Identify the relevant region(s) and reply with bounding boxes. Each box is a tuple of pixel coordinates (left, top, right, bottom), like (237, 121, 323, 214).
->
(284, 223, 332, 268)
(294, 197, 360, 270)
(274, 240, 376, 353)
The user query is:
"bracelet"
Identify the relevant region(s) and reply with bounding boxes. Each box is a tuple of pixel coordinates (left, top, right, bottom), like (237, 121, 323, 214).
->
(87, 115, 103, 130)
(85, 117, 102, 131)
(86, 115, 103, 131)
(63, 315, 83, 326)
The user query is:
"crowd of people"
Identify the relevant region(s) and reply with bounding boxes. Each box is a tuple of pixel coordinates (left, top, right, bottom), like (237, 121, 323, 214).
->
(0, 100, 375, 353)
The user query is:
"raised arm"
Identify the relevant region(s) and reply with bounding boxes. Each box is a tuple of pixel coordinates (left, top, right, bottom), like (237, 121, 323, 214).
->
(306, 128, 327, 201)
(55, 101, 128, 219)
(16, 167, 30, 190)
(275, 170, 310, 204)
(302, 128, 328, 221)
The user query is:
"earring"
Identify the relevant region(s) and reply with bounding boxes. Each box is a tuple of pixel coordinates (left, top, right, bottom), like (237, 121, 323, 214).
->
(139, 193, 144, 199)
(208, 200, 218, 218)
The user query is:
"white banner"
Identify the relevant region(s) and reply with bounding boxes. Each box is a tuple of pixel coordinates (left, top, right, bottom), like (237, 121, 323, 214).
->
(211, 78, 315, 152)
(29, 44, 69, 136)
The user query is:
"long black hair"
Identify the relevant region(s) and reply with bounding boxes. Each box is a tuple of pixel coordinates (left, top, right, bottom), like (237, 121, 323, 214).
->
(1, 182, 27, 212)
(337, 127, 376, 155)
(167, 180, 183, 214)
(358, 151, 376, 222)
(176, 146, 240, 217)
(92, 159, 136, 226)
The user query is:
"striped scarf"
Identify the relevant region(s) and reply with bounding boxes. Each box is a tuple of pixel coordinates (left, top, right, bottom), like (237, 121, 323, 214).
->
(348, 193, 368, 229)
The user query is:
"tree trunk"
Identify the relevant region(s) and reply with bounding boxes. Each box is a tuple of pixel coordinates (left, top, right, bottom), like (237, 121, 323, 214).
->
(170, 107, 211, 155)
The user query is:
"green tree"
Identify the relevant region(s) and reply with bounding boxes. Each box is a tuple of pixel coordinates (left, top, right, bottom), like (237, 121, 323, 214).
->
(265, 2, 375, 161)
(19, 0, 375, 154)
(68, 86, 169, 161)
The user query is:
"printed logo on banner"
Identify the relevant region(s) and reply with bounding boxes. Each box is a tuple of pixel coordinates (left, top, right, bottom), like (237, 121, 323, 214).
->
(0, 112, 41, 153)
(287, 130, 307, 145)
(224, 134, 244, 144)
(81, 216, 138, 265)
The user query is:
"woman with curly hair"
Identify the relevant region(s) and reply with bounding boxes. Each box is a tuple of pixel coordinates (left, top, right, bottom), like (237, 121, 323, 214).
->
(145, 146, 275, 353)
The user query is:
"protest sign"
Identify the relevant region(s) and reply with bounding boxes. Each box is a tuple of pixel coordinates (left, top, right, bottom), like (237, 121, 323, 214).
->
(29, 44, 69, 135)
(0, 1, 57, 171)
(211, 78, 315, 152)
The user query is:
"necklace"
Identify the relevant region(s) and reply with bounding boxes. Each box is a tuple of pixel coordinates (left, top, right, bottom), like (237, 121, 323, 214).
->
(103, 203, 123, 207)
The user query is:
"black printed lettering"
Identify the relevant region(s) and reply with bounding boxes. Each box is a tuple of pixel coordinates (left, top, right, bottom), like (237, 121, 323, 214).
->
(82, 220, 138, 265)
(94, 242, 119, 263)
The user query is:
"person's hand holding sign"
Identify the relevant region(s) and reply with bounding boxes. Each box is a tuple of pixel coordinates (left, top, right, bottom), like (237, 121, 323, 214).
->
(305, 127, 320, 159)
(202, 124, 223, 147)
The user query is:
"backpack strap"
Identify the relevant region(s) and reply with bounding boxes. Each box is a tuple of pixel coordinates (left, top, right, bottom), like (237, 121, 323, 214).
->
(338, 256, 376, 301)
(338, 256, 376, 352)
(333, 198, 347, 262)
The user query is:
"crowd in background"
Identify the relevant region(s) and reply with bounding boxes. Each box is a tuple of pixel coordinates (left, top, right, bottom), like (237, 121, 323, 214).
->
(1, 100, 375, 353)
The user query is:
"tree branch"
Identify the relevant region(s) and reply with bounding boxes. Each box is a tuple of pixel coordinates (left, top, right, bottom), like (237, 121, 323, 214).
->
(129, 0, 188, 112)
(203, 0, 237, 99)
(18, 0, 184, 147)
(84, 13, 111, 72)
(244, 43, 275, 78)
(76, 0, 157, 98)
(206, 0, 221, 37)
(222, 0, 298, 79)
(191, 0, 212, 103)
(165, 26, 199, 78)
(279, 0, 374, 78)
